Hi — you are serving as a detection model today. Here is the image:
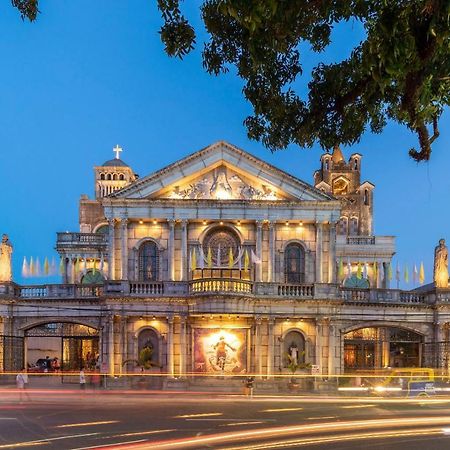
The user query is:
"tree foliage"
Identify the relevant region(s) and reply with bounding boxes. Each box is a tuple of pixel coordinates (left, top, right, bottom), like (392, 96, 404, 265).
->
(13, 1, 450, 161)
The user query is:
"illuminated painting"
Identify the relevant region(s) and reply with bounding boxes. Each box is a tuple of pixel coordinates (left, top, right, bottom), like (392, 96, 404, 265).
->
(193, 328, 247, 374)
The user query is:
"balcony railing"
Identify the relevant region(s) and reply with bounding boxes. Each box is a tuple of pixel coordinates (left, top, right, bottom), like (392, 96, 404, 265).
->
(277, 284, 314, 298)
(16, 284, 103, 299)
(341, 288, 426, 304)
(190, 278, 253, 295)
(346, 236, 376, 245)
(56, 232, 108, 247)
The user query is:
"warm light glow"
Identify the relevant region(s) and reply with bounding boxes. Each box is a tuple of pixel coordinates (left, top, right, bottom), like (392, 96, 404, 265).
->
(203, 220, 207, 225)
(285, 221, 289, 226)
(215, 188, 231, 200)
(139, 220, 143, 224)
(153, 219, 157, 225)
(237, 220, 241, 226)
(220, 221, 224, 225)
(299, 221, 303, 227)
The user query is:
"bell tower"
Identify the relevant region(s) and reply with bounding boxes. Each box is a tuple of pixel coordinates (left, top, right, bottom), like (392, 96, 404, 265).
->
(314, 146, 374, 236)
(94, 145, 137, 199)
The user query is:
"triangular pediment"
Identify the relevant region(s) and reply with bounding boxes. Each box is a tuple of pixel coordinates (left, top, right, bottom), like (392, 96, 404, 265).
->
(111, 141, 334, 202)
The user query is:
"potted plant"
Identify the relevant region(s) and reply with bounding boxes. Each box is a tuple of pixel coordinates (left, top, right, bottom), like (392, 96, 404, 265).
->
(286, 351, 311, 390)
(122, 345, 161, 389)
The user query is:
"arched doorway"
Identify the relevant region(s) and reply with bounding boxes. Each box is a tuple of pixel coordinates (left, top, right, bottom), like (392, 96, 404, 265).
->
(283, 330, 306, 368)
(344, 326, 423, 371)
(137, 328, 160, 368)
(25, 322, 99, 372)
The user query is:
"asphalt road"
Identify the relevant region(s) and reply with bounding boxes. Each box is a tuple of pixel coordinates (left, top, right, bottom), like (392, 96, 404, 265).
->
(1, 389, 450, 449)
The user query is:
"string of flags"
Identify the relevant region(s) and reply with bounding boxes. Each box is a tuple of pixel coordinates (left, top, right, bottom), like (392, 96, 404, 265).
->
(338, 257, 426, 285)
(22, 256, 104, 278)
(189, 246, 261, 271)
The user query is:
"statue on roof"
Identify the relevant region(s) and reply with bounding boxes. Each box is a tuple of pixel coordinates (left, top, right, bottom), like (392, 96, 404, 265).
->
(0, 234, 13, 282)
(434, 238, 448, 288)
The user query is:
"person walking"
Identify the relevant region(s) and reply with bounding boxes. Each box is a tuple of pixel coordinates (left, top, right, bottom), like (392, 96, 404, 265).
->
(16, 368, 31, 402)
(79, 367, 86, 391)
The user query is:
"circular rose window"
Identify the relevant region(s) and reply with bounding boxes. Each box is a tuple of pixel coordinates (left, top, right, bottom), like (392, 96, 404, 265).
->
(202, 227, 240, 266)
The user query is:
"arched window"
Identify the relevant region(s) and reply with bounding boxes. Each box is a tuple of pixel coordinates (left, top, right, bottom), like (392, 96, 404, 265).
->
(284, 243, 305, 283)
(100, 173, 105, 180)
(138, 241, 159, 281)
(137, 328, 159, 367)
(364, 189, 369, 206)
(202, 226, 240, 267)
(349, 217, 358, 235)
(284, 330, 306, 367)
(106, 173, 112, 180)
(337, 217, 348, 235)
(119, 174, 125, 181)
(113, 173, 118, 181)
(354, 159, 358, 170)
(95, 225, 109, 235)
(325, 160, 329, 170)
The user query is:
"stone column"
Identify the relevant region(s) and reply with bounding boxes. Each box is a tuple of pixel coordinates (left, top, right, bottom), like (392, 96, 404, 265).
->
(62, 256, 69, 284)
(121, 316, 128, 374)
(328, 223, 337, 283)
(108, 219, 116, 280)
(167, 316, 174, 377)
(267, 318, 275, 379)
(179, 316, 187, 377)
(167, 219, 176, 281)
(327, 321, 335, 377)
(255, 221, 263, 282)
(255, 318, 262, 376)
(315, 223, 323, 283)
(383, 262, 390, 289)
(268, 222, 275, 282)
(315, 319, 323, 376)
(180, 220, 188, 281)
(120, 218, 129, 280)
(108, 316, 115, 376)
(435, 322, 445, 368)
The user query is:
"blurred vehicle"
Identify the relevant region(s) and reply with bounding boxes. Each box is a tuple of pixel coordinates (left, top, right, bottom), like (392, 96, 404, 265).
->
(366, 368, 435, 397)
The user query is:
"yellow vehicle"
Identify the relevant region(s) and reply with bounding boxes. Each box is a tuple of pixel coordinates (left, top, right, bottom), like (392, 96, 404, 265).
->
(369, 368, 435, 397)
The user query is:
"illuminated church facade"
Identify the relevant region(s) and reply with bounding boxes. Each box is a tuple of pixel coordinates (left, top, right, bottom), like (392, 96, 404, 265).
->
(1, 141, 449, 384)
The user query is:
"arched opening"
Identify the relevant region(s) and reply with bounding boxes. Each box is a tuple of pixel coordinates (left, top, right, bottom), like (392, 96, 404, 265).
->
(349, 217, 358, 236)
(137, 328, 160, 369)
(119, 173, 125, 181)
(364, 189, 369, 206)
(344, 326, 423, 371)
(284, 243, 305, 283)
(100, 173, 105, 180)
(113, 173, 118, 181)
(202, 226, 240, 267)
(284, 330, 306, 367)
(95, 224, 109, 235)
(25, 322, 99, 373)
(138, 241, 159, 281)
(81, 269, 105, 285)
(106, 173, 112, 180)
(337, 216, 348, 235)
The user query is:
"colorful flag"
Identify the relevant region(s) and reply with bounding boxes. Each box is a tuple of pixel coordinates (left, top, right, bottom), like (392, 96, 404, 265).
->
(404, 265, 409, 283)
(373, 261, 378, 284)
(35, 257, 41, 277)
(92, 258, 97, 275)
(50, 256, 56, 275)
(363, 263, 368, 279)
(338, 258, 344, 279)
(244, 249, 250, 271)
(238, 247, 242, 271)
(419, 262, 425, 284)
(395, 262, 400, 282)
(413, 264, 418, 284)
(29, 256, 35, 277)
(388, 263, 393, 281)
(74, 257, 80, 275)
(199, 247, 205, 270)
(190, 248, 197, 271)
(207, 247, 212, 268)
(22, 257, 29, 278)
(356, 262, 362, 279)
(59, 256, 65, 275)
(251, 249, 261, 264)
(228, 247, 234, 268)
(347, 258, 352, 278)
(217, 244, 221, 267)
(44, 257, 49, 276)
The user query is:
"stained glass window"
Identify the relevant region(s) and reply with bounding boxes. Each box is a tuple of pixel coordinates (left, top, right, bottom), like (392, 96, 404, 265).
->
(285, 244, 305, 283)
(138, 241, 159, 281)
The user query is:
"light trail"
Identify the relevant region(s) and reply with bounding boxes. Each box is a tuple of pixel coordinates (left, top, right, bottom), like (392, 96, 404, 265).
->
(173, 412, 223, 418)
(261, 408, 303, 413)
(55, 420, 119, 428)
(112, 430, 175, 438)
(126, 416, 450, 449)
(340, 404, 376, 409)
(0, 433, 99, 449)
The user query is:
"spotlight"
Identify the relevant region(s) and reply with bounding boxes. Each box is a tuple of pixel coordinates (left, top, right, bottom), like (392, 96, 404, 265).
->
(237, 220, 241, 226)
(299, 221, 303, 227)
(203, 220, 207, 225)
(139, 316, 143, 320)
(152, 315, 156, 320)
(285, 221, 289, 227)
(220, 221, 224, 225)
(139, 220, 143, 224)
(153, 219, 157, 225)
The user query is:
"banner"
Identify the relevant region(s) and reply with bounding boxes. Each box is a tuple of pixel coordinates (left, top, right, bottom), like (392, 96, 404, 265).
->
(193, 328, 247, 374)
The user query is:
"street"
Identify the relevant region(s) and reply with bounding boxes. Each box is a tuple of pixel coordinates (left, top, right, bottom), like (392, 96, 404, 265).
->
(1, 389, 450, 449)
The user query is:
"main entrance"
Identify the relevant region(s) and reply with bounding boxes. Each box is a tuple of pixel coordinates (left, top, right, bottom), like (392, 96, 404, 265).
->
(344, 326, 423, 371)
(25, 322, 99, 372)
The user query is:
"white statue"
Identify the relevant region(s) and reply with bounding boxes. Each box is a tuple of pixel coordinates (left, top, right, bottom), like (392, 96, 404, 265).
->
(0, 234, 13, 282)
(434, 238, 449, 288)
(288, 342, 299, 365)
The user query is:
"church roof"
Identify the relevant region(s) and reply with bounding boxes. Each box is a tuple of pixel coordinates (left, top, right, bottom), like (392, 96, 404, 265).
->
(331, 145, 345, 164)
(102, 158, 129, 168)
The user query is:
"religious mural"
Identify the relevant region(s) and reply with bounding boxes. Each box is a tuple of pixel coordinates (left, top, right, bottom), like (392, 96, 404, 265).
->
(193, 328, 247, 374)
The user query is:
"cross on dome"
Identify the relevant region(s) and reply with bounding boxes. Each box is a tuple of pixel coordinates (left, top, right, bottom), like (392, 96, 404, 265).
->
(113, 144, 123, 159)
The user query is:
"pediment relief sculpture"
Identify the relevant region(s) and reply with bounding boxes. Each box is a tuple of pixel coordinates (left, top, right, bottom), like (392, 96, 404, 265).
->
(166, 166, 281, 201)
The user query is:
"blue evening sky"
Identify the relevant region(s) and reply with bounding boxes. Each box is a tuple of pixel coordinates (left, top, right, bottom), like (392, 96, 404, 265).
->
(0, 1, 448, 287)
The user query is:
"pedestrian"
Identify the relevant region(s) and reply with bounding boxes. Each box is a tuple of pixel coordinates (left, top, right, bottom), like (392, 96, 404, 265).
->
(16, 368, 30, 402)
(245, 376, 255, 399)
(79, 367, 86, 390)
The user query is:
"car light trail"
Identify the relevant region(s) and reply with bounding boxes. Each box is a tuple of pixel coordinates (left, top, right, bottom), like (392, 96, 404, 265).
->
(261, 408, 303, 412)
(0, 433, 100, 449)
(174, 412, 222, 418)
(128, 416, 450, 449)
(112, 430, 175, 438)
(340, 404, 376, 409)
(55, 421, 119, 428)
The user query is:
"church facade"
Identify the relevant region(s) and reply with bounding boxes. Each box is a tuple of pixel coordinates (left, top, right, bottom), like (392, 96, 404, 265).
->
(1, 141, 449, 384)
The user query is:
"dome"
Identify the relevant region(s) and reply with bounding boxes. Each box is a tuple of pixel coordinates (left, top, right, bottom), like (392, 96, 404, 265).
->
(102, 158, 129, 167)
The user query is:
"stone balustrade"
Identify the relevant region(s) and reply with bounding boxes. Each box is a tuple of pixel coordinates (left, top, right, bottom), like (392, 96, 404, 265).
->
(0, 280, 443, 304)
(56, 232, 108, 249)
